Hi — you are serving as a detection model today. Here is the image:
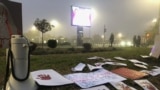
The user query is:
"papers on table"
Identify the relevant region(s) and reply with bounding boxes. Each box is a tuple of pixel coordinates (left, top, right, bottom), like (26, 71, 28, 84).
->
(31, 69, 73, 86)
(80, 85, 109, 90)
(64, 69, 126, 88)
(72, 63, 86, 72)
(110, 82, 137, 90)
(134, 79, 158, 90)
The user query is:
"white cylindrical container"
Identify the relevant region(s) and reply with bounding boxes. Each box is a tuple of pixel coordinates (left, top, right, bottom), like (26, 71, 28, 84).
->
(11, 35, 29, 80)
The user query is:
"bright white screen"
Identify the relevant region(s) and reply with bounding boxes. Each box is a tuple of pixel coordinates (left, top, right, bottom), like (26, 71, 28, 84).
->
(71, 6, 92, 27)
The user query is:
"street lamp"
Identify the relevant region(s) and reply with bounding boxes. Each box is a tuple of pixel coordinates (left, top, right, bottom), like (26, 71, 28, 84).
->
(50, 20, 59, 27)
(50, 20, 59, 38)
(30, 25, 41, 43)
(118, 33, 122, 39)
(101, 35, 105, 47)
(31, 26, 36, 31)
(152, 18, 157, 23)
(151, 0, 160, 33)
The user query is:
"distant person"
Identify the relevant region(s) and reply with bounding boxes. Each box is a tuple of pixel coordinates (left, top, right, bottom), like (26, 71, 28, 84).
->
(133, 35, 137, 47)
(137, 35, 141, 47)
(109, 33, 114, 47)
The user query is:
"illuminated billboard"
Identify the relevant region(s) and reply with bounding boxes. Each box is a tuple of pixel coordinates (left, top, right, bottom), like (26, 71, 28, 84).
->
(71, 6, 92, 27)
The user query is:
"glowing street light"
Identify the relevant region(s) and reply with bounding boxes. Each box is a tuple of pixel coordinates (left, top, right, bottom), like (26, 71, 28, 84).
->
(118, 33, 122, 39)
(31, 38, 34, 41)
(152, 0, 160, 3)
(50, 20, 59, 27)
(91, 8, 97, 21)
(152, 18, 157, 23)
(101, 34, 104, 39)
(150, 0, 160, 33)
(49, 20, 60, 38)
(120, 40, 133, 47)
(31, 26, 36, 31)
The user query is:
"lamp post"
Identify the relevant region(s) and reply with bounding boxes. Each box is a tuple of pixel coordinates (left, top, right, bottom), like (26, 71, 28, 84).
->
(101, 35, 104, 47)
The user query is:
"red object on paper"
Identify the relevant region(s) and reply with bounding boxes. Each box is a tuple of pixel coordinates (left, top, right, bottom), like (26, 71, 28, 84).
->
(111, 67, 148, 80)
(37, 74, 51, 80)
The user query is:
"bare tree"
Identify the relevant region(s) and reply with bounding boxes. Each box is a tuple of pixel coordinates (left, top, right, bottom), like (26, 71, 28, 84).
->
(34, 18, 54, 48)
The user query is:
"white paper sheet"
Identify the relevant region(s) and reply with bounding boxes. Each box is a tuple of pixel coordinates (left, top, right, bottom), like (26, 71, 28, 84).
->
(87, 64, 102, 71)
(31, 69, 73, 86)
(153, 66, 160, 69)
(140, 68, 160, 76)
(64, 69, 126, 88)
(110, 82, 137, 90)
(149, 68, 160, 76)
(87, 56, 102, 60)
(94, 62, 106, 67)
(103, 58, 112, 62)
(104, 62, 115, 65)
(104, 62, 127, 66)
(129, 59, 148, 66)
(114, 57, 127, 61)
(140, 55, 151, 59)
(80, 85, 110, 90)
(72, 63, 86, 72)
(134, 63, 148, 69)
(114, 62, 127, 66)
(134, 79, 158, 90)
(140, 70, 150, 74)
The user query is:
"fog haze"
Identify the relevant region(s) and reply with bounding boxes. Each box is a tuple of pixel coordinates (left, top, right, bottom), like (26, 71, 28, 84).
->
(11, 0, 159, 40)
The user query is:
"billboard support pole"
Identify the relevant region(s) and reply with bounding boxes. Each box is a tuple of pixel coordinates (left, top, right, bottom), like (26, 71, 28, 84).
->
(77, 26, 83, 46)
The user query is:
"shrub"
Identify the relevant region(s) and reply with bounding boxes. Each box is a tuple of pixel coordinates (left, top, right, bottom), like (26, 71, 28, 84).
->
(68, 47, 75, 51)
(47, 39, 57, 48)
(83, 43, 92, 52)
(59, 42, 71, 46)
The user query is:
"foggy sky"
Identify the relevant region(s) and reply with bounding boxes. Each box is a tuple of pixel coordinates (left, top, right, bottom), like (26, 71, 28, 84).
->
(11, 0, 159, 40)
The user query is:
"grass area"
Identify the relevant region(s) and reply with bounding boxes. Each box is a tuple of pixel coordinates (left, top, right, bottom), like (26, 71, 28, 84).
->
(0, 47, 160, 90)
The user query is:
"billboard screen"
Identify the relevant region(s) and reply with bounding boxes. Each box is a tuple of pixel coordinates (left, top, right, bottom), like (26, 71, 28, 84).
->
(71, 6, 92, 27)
